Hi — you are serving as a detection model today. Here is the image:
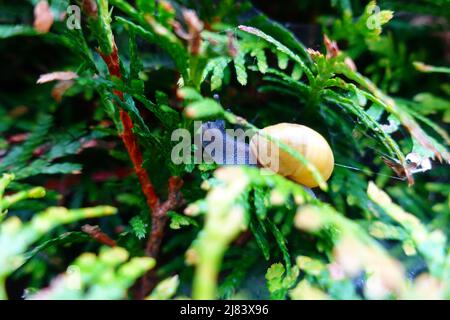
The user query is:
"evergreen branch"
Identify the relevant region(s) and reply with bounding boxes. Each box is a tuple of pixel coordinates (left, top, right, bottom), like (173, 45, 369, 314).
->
(140, 176, 184, 298)
(413, 62, 450, 74)
(97, 37, 160, 213)
(341, 69, 450, 165)
(84, 1, 186, 298)
(187, 166, 314, 299)
(238, 25, 314, 84)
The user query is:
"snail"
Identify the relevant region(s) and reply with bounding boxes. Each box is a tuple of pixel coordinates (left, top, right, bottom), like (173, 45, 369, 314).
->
(249, 123, 334, 188)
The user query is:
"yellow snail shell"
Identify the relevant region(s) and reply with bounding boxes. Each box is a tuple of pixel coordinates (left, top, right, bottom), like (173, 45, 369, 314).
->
(249, 123, 334, 188)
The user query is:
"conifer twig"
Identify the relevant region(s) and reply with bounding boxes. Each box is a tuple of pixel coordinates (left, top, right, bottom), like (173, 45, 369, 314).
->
(88, 0, 185, 297)
(81, 224, 117, 247)
(145, 176, 184, 258)
(98, 39, 184, 262)
(139, 177, 184, 298)
(98, 43, 161, 208)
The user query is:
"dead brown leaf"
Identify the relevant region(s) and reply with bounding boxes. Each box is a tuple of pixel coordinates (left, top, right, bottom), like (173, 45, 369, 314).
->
(51, 80, 75, 102)
(34, 0, 54, 33)
(323, 35, 340, 59)
(37, 71, 78, 84)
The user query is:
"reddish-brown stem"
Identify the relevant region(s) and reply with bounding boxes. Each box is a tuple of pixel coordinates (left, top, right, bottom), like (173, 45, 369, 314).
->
(99, 40, 184, 298)
(145, 176, 184, 258)
(139, 176, 184, 298)
(82, 224, 117, 247)
(119, 110, 161, 210)
(99, 44, 160, 212)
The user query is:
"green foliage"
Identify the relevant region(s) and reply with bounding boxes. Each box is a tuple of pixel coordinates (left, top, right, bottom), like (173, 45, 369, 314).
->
(0, 0, 448, 301)
(0, 115, 110, 180)
(168, 211, 198, 230)
(146, 275, 180, 300)
(265, 262, 299, 300)
(129, 216, 147, 239)
(368, 182, 448, 282)
(0, 173, 116, 299)
(29, 247, 154, 300)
